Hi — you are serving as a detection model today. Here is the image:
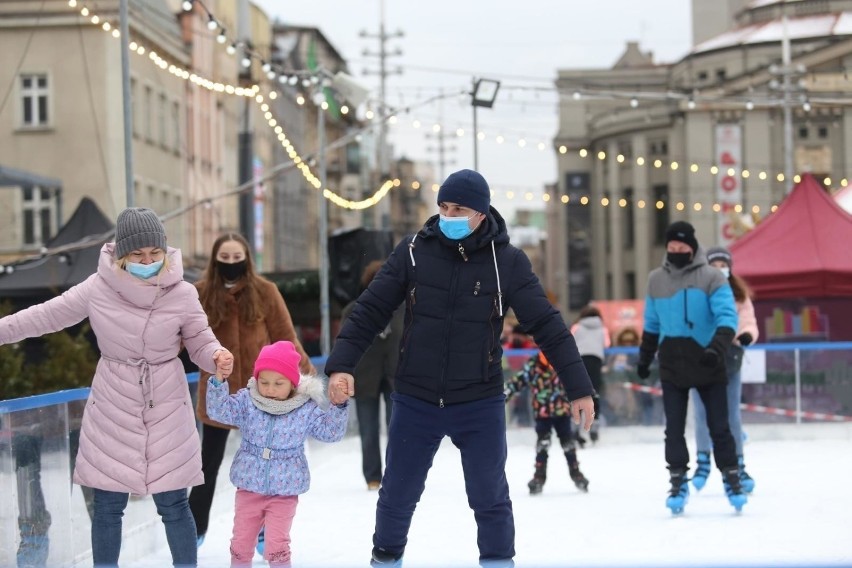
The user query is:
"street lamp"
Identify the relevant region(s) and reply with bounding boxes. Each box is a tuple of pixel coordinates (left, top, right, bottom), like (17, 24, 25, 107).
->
(471, 77, 500, 171)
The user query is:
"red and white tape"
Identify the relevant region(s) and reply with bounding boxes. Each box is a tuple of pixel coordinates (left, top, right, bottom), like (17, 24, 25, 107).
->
(620, 382, 852, 423)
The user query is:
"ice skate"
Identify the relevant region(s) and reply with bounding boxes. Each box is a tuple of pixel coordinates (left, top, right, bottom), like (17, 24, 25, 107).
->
(723, 467, 748, 512)
(691, 451, 711, 491)
(666, 468, 689, 515)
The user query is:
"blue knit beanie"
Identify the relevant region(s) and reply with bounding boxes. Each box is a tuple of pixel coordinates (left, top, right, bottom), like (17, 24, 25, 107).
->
(436, 169, 491, 213)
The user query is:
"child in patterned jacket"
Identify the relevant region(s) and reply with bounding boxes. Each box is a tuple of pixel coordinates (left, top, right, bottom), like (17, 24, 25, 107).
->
(506, 350, 590, 495)
(206, 340, 349, 566)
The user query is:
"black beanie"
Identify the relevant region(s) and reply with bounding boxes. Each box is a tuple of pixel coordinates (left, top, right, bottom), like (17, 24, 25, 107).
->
(436, 169, 491, 213)
(706, 246, 733, 269)
(664, 221, 699, 253)
(115, 207, 167, 259)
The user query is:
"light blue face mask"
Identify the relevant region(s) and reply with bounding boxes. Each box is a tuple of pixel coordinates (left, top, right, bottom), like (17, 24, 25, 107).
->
(719, 266, 731, 279)
(127, 260, 164, 279)
(438, 214, 474, 240)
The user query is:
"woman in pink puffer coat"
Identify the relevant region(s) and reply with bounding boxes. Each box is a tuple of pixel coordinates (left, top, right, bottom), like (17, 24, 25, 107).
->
(0, 208, 234, 567)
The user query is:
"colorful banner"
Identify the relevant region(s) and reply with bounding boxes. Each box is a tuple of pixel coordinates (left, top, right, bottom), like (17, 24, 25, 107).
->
(714, 124, 743, 246)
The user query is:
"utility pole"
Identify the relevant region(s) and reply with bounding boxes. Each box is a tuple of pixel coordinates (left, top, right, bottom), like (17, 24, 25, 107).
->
(360, 0, 403, 226)
(317, 96, 330, 356)
(237, 0, 255, 247)
(119, 0, 134, 207)
(768, 6, 808, 195)
(425, 89, 455, 181)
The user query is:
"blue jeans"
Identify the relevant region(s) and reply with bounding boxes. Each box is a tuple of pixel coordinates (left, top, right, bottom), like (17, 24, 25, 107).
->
(692, 369, 744, 455)
(92, 488, 197, 567)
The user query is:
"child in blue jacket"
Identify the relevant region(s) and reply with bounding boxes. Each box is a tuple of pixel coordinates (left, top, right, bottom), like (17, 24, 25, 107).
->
(206, 340, 349, 566)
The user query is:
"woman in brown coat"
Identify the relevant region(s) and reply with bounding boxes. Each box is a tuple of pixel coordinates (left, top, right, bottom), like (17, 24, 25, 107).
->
(188, 233, 315, 545)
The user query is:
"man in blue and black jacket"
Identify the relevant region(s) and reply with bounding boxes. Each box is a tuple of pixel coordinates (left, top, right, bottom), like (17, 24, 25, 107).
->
(637, 220, 747, 514)
(326, 169, 595, 566)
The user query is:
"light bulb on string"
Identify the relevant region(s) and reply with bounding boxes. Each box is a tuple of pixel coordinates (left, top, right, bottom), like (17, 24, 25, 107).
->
(226, 43, 236, 55)
(630, 97, 639, 108)
(181, 0, 193, 11)
(206, 16, 218, 31)
(217, 30, 227, 44)
(241, 56, 251, 68)
(262, 61, 272, 74)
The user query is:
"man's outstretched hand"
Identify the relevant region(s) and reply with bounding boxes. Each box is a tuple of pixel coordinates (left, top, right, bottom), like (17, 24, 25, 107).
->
(570, 395, 596, 432)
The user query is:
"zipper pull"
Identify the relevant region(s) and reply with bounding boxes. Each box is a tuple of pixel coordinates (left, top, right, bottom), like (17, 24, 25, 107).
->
(410, 287, 416, 304)
(458, 243, 468, 261)
(439, 398, 445, 408)
(473, 280, 481, 296)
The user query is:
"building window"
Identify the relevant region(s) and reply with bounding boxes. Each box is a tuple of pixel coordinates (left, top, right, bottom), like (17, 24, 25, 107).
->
(798, 126, 809, 139)
(653, 184, 670, 245)
(818, 125, 829, 139)
(22, 186, 57, 246)
(158, 93, 167, 148)
(623, 188, 634, 249)
(20, 74, 49, 127)
(144, 85, 153, 141)
(715, 68, 727, 82)
(172, 101, 181, 152)
(625, 271, 636, 300)
(697, 71, 708, 82)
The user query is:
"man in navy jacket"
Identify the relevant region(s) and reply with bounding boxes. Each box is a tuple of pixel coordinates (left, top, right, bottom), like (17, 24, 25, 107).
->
(326, 169, 594, 567)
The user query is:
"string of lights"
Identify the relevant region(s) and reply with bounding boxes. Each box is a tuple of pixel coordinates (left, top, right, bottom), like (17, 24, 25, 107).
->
(59, 0, 852, 212)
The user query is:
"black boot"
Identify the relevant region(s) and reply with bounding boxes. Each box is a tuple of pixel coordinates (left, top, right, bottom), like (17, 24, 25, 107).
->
(527, 455, 547, 495)
(564, 448, 589, 492)
(528, 437, 549, 495)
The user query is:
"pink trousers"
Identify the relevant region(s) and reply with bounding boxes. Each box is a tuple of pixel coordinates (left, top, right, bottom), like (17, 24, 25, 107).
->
(230, 488, 298, 567)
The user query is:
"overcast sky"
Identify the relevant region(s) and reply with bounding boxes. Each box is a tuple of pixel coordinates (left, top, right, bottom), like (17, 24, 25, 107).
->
(254, 0, 694, 217)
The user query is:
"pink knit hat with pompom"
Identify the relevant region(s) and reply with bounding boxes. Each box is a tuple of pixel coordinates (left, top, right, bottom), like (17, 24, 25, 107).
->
(253, 341, 302, 387)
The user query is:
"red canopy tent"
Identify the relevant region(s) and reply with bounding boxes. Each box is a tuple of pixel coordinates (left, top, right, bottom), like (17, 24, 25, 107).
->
(730, 174, 852, 300)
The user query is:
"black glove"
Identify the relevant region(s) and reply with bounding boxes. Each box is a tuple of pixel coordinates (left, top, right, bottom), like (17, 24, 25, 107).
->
(700, 348, 720, 368)
(592, 393, 601, 416)
(637, 331, 659, 381)
(737, 332, 753, 347)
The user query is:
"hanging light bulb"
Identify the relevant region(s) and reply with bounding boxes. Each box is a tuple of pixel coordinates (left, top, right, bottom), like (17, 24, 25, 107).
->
(226, 42, 237, 55)
(181, 0, 193, 11)
(216, 29, 227, 44)
(206, 16, 218, 31)
(241, 55, 251, 68)
(630, 97, 639, 108)
(745, 99, 754, 111)
(261, 61, 272, 74)
(803, 99, 812, 112)
(687, 97, 696, 110)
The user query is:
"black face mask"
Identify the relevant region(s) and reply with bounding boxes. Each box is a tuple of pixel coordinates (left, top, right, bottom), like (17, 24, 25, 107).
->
(216, 260, 248, 281)
(667, 252, 692, 269)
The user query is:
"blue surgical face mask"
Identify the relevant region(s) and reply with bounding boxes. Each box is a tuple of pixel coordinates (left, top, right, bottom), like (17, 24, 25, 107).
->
(719, 266, 731, 279)
(127, 260, 164, 279)
(438, 214, 475, 240)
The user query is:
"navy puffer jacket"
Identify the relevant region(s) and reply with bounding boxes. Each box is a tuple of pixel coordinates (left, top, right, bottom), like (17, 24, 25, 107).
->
(325, 208, 593, 406)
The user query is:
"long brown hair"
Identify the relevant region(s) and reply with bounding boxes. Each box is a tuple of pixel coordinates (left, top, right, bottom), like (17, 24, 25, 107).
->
(729, 273, 753, 302)
(197, 233, 266, 327)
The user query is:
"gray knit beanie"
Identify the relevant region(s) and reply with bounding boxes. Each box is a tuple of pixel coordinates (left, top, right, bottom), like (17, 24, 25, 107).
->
(114, 207, 167, 258)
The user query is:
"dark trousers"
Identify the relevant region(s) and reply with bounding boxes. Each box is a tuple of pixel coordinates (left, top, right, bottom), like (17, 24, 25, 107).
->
(188, 424, 230, 537)
(374, 392, 514, 562)
(661, 380, 737, 471)
(356, 381, 394, 484)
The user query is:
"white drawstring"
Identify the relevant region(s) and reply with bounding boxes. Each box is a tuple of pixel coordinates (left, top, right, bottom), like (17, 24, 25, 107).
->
(408, 235, 418, 267)
(491, 241, 503, 316)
